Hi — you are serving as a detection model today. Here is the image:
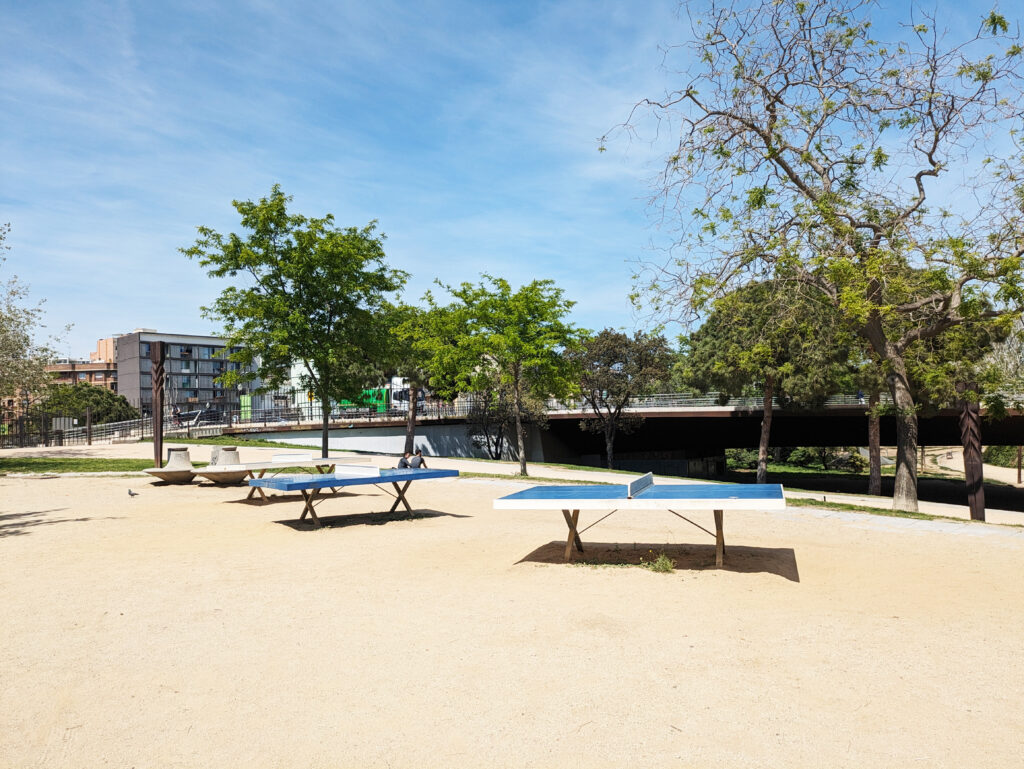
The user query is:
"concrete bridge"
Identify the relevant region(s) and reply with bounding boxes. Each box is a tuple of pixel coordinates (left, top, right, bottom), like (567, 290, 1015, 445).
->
(227, 392, 1024, 475)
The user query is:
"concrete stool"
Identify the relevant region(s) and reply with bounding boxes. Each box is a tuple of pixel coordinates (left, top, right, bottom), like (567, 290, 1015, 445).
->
(143, 447, 196, 484)
(214, 446, 241, 465)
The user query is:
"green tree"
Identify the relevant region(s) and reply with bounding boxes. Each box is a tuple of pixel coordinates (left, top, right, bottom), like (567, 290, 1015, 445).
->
(40, 383, 140, 424)
(681, 281, 852, 483)
(420, 275, 582, 475)
(568, 328, 672, 469)
(182, 186, 407, 456)
(388, 303, 441, 455)
(1, 224, 60, 403)
(615, 0, 1024, 510)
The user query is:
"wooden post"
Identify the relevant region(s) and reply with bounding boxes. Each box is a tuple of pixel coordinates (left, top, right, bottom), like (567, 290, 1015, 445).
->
(152, 342, 165, 468)
(86, 406, 92, 446)
(1017, 446, 1021, 485)
(957, 382, 985, 522)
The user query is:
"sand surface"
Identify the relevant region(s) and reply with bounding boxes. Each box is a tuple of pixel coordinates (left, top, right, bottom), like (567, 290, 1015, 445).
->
(2, 447, 1024, 767)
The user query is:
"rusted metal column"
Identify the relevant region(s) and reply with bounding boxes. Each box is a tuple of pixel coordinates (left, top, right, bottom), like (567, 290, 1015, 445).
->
(152, 342, 166, 468)
(957, 382, 985, 522)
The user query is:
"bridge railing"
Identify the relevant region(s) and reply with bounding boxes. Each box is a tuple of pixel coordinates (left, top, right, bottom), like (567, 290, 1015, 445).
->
(547, 392, 896, 412)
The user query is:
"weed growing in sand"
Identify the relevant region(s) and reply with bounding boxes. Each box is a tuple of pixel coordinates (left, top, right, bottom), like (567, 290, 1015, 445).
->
(640, 551, 675, 573)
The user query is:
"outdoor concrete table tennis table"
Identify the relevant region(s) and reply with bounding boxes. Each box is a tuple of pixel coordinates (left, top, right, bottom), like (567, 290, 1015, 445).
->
(494, 473, 786, 567)
(249, 467, 460, 527)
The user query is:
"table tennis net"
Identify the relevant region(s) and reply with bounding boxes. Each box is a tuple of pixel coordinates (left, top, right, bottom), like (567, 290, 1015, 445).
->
(627, 472, 654, 498)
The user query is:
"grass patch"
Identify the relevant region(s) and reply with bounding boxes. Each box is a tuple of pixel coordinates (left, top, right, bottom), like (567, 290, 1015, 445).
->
(0, 457, 203, 474)
(154, 435, 314, 450)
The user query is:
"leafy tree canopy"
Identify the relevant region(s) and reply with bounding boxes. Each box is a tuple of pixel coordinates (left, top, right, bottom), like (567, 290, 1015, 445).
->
(419, 274, 583, 474)
(181, 185, 407, 455)
(40, 383, 140, 424)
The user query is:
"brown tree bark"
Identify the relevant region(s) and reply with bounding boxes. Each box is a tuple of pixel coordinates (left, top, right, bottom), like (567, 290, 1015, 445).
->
(513, 374, 527, 476)
(867, 389, 881, 496)
(605, 424, 616, 470)
(756, 375, 774, 484)
(958, 383, 986, 522)
(888, 365, 919, 512)
(404, 384, 419, 455)
(320, 396, 330, 458)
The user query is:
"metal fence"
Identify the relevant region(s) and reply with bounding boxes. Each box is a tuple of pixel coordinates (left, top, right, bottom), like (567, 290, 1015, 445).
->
(9, 390, 1014, 449)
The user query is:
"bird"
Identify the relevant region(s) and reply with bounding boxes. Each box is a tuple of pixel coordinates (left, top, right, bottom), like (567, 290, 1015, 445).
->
(128, 489, 139, 498)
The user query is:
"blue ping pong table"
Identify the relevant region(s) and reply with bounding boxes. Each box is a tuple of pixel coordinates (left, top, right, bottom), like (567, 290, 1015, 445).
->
(493, 473, 786, 567)
(249, 467, 459, 527)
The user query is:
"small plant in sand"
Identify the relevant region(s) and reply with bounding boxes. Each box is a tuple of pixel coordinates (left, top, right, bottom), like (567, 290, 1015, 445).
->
(640, 551, 675, 573)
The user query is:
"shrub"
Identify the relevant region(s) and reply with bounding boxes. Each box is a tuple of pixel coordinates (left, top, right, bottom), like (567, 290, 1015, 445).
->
(982, 445, 1020, 468)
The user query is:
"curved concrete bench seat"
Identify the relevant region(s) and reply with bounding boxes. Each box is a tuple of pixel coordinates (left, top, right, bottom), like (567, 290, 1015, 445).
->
(144, 447, 196, 484)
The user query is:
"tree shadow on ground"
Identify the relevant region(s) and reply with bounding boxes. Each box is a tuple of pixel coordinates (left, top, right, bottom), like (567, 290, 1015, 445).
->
(0, 508, 124, 538)
(517, 541, 800, 582)
(274, 508, 471, 531)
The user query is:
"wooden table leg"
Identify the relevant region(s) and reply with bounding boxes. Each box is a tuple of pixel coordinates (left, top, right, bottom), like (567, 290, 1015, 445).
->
(299, 488, 322, 527)
(246, 469, 268, 501)
(316, 464, 338, 493)
(714, 509, 725, 567)
(562, 509, 582, 561)
(388, 481, 413, 514)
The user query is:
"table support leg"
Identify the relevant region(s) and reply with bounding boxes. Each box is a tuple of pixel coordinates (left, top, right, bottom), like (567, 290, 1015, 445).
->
(562, 509, 582, 561)
(246, 469, 268, 501)
(714, 509, 725, 567)
(316, 464, 338, 493)
(388, 481, 413, 514)
(299, 488, 322, 527)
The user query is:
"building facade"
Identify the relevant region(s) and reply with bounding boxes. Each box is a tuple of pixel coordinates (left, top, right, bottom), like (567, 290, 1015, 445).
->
(114, 330, 258, 416)
(44, 358, 119, 391)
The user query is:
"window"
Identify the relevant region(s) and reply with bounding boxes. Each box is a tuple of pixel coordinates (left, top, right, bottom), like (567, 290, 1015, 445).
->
(94, 373, 104, 381)
(140, 342, 151, 358)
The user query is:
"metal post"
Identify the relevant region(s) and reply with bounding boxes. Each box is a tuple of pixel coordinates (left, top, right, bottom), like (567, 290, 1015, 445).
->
(152, 342, 165, 468)
(1017, 446, 1022, 485)
(86, 406, 92, 446)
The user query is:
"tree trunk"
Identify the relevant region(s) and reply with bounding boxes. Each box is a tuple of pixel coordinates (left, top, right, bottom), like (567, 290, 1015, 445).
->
(888, 365, 919, 512)
(957, 383, 986, 522)
(513, 381, 527, 476)
(404, 384, 418, 455)
(320, 396, 330, 457)
(867, 389, 881, 496)
(756, 375, 774, 484)
(605, 424, 616, 470)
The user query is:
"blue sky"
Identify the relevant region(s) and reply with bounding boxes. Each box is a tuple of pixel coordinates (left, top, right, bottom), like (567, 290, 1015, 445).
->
(2, 0, 680, 356)
(2, 1, 1009, 358)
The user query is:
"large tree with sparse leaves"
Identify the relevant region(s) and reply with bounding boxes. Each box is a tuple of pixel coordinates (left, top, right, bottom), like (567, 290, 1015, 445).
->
(1, 224, 59, 405)
(613, 0, 1024, 510)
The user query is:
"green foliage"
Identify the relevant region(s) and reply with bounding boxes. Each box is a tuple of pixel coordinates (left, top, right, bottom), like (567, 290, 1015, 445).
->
(982, 445, 1020, 467)
(640, 552, 675, 573)
(681, 281, 853, 404)
(725, 448, 759, 470)
(787, 446, 868, 472)
(39, 383, 140, 424)
(568, 328, 672, 468)
(1, 224, 60, 400)
(416, 274, 583, 474)
(181, 186, 406, 453)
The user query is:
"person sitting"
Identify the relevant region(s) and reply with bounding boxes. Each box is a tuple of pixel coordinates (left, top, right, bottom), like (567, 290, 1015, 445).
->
(409, 449, 428, 469)
(397, 452, 411, 469)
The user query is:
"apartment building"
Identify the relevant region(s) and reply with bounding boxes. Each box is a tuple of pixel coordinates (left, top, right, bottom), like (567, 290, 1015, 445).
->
(45, 358, 119, 391)
(113, 329, 257, 416)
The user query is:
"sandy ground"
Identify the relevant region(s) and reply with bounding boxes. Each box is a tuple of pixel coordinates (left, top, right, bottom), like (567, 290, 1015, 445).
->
(3, 445, 1024, 767)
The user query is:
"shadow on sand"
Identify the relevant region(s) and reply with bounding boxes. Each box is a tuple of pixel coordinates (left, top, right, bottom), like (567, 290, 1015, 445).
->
(517, 541, 800, 582)
(0, 508, 124, 538)
(274, 508, 471, 531)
